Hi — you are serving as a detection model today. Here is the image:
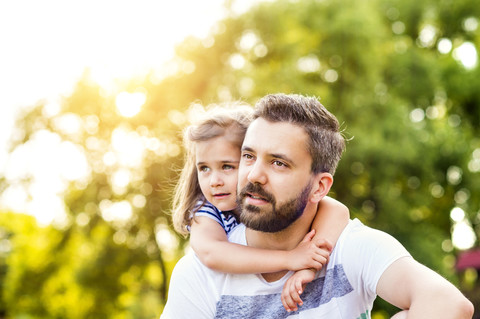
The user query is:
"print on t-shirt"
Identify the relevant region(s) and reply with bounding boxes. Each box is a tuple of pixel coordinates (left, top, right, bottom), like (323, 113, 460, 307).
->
(215, 264, 353, 318)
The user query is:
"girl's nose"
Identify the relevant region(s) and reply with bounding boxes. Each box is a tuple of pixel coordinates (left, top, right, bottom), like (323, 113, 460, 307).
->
(210, 172, 224, 187)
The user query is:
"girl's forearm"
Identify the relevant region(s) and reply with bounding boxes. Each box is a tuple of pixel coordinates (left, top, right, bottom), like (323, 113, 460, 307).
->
(192, 239, 290, 273)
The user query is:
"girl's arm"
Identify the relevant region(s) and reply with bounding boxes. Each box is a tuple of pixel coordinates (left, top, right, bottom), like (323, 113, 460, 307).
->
(280, 196, 350, 311)
(189, 216, 330, 274)
(310, 196, 350, 249)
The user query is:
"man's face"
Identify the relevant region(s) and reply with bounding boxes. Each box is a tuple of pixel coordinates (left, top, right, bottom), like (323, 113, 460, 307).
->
(237, 118, 315, 232)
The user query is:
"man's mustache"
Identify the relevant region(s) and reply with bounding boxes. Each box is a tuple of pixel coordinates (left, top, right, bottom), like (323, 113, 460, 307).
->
(238, 182, 275, 204)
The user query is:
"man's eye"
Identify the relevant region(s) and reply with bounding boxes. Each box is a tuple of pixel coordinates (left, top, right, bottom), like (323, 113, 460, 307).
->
(242, 153, 253, 160)
(273, 160, 287, 167)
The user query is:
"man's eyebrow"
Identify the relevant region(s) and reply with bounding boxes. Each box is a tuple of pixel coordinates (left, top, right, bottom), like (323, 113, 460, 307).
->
(241, 146, 254, 152)
(270, 153, 294, 165)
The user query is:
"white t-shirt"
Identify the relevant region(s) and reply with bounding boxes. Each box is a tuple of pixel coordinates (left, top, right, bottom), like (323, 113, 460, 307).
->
(161, 219, 410, 318)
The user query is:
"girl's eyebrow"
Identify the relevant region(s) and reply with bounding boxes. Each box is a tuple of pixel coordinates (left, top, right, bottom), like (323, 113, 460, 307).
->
(196, 160, 240, 166)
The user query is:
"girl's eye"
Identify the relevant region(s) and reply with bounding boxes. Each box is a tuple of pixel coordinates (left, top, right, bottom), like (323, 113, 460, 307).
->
(198, 166, 210, 173)
(222, 164, 235, 170)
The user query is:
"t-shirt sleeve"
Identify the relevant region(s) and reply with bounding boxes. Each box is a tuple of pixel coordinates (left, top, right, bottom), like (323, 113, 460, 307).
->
(194, 201, 224, 226)
(161, 253, 219, 319)
(341, 222, 411, 299)
(192, 201, 239, 235)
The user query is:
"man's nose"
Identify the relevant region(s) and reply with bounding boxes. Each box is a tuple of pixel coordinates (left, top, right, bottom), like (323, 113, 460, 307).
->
(210, 171, 224, 187)
(247, 161, 267, 185)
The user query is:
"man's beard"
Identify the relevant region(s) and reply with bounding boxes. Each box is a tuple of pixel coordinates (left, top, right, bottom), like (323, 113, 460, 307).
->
(236, 181, 312, 233)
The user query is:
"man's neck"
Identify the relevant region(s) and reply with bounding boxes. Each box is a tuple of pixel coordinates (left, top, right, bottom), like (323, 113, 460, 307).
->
(245, 202, 318, 282)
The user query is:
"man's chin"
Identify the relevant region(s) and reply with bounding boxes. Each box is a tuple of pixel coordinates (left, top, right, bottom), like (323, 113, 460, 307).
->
(243, 204, 261, 213)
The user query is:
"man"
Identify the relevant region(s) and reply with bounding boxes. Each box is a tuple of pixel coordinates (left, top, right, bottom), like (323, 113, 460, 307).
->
(162, 93, 474, 318)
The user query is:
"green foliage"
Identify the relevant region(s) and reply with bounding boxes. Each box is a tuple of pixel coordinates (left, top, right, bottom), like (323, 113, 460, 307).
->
(0, 212, 168, 318)
(1, 0, 479, 317)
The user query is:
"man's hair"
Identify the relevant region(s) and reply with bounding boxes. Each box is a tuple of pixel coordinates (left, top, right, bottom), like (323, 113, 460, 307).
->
(253, 93, 345, 175)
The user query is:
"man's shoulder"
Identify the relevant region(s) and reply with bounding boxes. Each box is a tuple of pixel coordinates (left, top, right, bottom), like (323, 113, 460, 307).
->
(332, 219, 411, 297)
(163, 252, 224, 318)
(334, 219, 411, 271)
(169, 251, 228, 291)
(341, 219, 407, 249)
(335, 219, 411, 274)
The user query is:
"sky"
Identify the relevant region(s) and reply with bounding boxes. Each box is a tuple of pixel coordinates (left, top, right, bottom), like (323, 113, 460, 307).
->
(0, 0, 228, 146)
(0, 0, 258, 224)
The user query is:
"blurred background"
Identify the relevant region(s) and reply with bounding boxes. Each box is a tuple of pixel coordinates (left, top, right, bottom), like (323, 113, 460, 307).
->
(0, 0, 479, 318)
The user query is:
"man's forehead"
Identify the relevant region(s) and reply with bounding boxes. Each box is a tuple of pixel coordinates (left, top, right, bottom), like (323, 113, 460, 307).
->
(243, 118, 309, 154)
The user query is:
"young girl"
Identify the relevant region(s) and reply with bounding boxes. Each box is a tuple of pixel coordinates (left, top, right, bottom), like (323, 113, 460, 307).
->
(172, 103, 349, 312)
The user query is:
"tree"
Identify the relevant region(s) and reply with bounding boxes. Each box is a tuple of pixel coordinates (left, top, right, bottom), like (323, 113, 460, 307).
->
(1, 0, 479, 317)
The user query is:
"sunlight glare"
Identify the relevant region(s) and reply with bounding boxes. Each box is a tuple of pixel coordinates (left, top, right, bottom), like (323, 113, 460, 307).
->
(100, 200, 133, 223)
(437, 38, 452, 54)
(115, 91, 147, 117)
(229, 53, 246, 69)
(111, 127, 146, 167)
(0, 0, 264, 224)
(155, 224, 180, 261)
(452, 220, 476, 250)
(58, 141, 90, 181)
(52, 113, 83, 136)
(453, 42, 478, 69)
(239, 31, 259, 51)
(418, 25, 437, 48)
(27, 193, 69, 228)
(450, 207, 465, 222)
(297, 55, 321, 73)
(111, 168, 131, 195)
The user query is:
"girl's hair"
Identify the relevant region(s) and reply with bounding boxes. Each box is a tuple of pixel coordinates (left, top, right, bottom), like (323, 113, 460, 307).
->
(172, 102, 253, 236)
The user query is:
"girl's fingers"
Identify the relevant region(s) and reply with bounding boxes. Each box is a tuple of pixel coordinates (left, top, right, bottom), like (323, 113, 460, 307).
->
(312, 255, 328, 268)
(301, 229, 316, 243)
(295, 280, 303, 296)
(289, 282, 302, 306)
(283, 292, 297, 311)
(282, 284, 295, 312)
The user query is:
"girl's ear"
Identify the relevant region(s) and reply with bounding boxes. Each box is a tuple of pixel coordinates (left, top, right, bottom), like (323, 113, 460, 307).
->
(310, 173, 333, 203)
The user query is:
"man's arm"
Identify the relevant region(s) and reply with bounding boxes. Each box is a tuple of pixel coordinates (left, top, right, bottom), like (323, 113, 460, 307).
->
(376, 256, 474, 318)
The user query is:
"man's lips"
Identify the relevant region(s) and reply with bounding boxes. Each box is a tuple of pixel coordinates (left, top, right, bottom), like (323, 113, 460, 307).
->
(247, 193, 266, 200)
(245, 192, 269, 205)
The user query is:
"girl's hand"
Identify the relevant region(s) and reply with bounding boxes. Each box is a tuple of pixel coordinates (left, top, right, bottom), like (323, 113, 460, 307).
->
(287, 229, 332, 271)
(281, 268, 316, 312)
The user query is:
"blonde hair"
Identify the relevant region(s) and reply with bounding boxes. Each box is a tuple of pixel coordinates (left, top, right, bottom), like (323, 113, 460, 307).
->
(172, 102, 253, 236)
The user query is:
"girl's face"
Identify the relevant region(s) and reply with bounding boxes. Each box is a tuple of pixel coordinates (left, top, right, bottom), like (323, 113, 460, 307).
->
(195, 135, 240, 212)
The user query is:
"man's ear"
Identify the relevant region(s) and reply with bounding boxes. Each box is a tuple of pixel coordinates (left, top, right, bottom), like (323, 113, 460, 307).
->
(310, 173, 333, 203)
